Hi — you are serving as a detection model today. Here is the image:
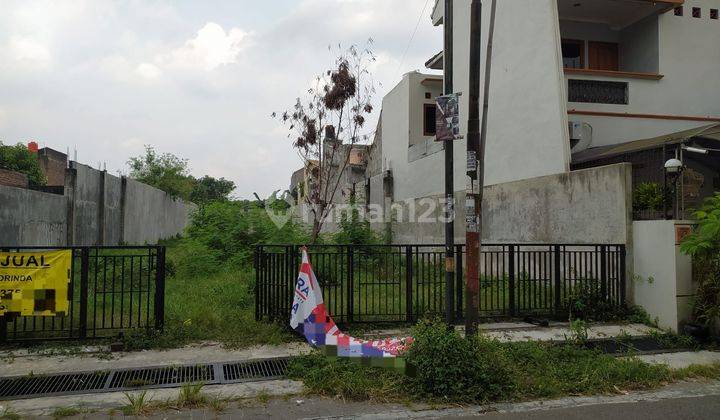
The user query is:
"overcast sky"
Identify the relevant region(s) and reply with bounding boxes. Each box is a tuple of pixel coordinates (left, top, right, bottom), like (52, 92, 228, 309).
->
(0, 0, 441, 198)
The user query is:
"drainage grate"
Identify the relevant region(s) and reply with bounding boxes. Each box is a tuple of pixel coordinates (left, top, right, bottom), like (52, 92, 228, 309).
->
(109, 365, 215, 389)
(223, 358, 289, 382)
(0, 357, 292, 401)
(0, 372, 109, 399)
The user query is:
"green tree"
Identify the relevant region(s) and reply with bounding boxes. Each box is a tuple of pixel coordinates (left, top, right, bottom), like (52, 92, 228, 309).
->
(128, 146, 194, 200)
(190, 175, 236, 204)
(0, 142, 46, 186)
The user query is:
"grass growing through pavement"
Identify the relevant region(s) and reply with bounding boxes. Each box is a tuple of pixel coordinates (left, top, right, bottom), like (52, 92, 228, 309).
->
(288, 320, 720, 405)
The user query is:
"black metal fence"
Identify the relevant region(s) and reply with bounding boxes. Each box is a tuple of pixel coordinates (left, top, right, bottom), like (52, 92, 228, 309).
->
(255, 244, 626, 324)
(0, 246, 166, 342)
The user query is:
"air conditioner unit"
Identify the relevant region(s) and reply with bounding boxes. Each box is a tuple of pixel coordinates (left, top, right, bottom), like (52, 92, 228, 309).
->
(569, 121, 593, 153)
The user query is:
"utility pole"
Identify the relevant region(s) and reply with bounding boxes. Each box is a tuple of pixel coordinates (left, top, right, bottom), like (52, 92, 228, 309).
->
(466, 0, 497, 336)
(443, 0, 455, 327)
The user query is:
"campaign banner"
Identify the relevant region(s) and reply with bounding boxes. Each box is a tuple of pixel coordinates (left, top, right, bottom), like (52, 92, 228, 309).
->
(435, 93, 462, 142)
(0, 250, 72, 317)
(290, 248, 412, 362)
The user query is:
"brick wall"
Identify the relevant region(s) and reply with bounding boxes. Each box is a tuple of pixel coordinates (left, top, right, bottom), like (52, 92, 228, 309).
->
(38, 148, 68, 187)
(0, 168, 29, 188)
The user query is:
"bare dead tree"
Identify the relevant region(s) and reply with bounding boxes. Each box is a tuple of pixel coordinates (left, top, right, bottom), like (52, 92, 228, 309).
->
(274, 41, 376, 242)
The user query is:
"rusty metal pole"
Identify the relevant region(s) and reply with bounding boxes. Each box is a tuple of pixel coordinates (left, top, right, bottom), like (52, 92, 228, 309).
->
(466, 0, 497, 337)
(443, 0, 456, 327)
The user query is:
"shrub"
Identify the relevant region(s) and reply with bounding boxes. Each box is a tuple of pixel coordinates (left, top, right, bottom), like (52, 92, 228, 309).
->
(680, 193, 720, 329)
(404, 320, 515, 402)
(565, 279, 618, 321)
(187, 200, 309, 266)
(333, 200, 381, 247)
(287, 352, 407, 402)
(633, 182, 666, 213)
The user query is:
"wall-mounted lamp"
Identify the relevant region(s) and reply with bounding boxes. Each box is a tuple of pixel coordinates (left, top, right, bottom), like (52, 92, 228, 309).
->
(664, 158, 684, 175)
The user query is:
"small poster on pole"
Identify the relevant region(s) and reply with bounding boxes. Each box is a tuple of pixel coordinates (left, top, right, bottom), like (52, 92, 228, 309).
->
(435, 93, 462, 142)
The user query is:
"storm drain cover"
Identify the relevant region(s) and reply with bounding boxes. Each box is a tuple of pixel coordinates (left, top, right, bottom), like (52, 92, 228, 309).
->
(0, 357, 292, 401)
(0, 372, 109, 399)
(223, 358, 289, 382)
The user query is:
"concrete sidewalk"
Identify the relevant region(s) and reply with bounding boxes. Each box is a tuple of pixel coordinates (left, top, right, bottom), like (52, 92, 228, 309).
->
(0, 322, 657, 377)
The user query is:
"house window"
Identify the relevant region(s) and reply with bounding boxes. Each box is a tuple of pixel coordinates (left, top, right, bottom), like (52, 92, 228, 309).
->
(561, 39, 585, 69)
(588, 42, 619, 71)
(693, 7, 701, 18)
(425, 92, 432, 99)
(711, 9, 718, 20)
(423, 104, 437, 136)
(568, 79, 629, 105)
(674, 7, 683, 16)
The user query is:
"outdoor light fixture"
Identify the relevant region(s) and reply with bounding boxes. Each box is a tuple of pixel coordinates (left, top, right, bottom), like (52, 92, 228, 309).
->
(664, 158, 684, 174)
(682, 145, 710, 155)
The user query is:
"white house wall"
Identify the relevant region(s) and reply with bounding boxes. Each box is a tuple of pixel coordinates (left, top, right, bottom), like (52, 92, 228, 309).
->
(381, 72, 444, 201)
(451, 0, 571, 187)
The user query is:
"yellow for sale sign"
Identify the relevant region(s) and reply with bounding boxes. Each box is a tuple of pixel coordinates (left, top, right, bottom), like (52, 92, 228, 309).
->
(0, 250, 72, 317)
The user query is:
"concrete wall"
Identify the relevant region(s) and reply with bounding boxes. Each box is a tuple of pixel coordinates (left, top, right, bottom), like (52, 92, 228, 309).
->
(633, 220, 696, 332)
(67, 163, 102, 246)
(390, 163, 633, 246)
(0, 185, 67, 246)
(1, 162, 196, 246)
(123, 178, 197, 245)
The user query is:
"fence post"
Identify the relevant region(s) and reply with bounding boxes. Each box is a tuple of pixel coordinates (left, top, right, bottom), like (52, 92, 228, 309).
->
(347, 245, 354, 323)
(600, 245, 608, 303)
(154, 246, 166, 331)
(0, 317, 7, 343)
(508, 245, 516, 317)
(554, 245, 561, 315)
(620, 245, 627, 307)
(405, 246, 413, 323)
(254, 246, 260, 321)
(455, 245, 463, 322)
(79, 248, 89, 339)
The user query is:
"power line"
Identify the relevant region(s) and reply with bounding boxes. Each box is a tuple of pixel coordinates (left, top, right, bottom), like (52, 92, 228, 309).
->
(396, 0, 432, 76)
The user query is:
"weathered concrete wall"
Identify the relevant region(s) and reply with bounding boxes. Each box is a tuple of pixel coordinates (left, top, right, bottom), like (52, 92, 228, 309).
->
(390, 164, 632, 246)
(481, 163, 633, 244)
(633, 220, 696, 332)
(122, 178, 197, 245)
(2, 162, 196, 247)
(0, 185, 67, 246)
(103, 173, 123, 245)
(68, 163, 102, 245)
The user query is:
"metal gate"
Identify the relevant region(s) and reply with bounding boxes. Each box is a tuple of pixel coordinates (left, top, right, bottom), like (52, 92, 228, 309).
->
(0, 246, 166, 342)
(255, 244, 626, 324)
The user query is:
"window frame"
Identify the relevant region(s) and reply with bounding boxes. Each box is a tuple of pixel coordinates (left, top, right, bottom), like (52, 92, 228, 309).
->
(423, 103, 437, 137)
(561, 38, 586, 70)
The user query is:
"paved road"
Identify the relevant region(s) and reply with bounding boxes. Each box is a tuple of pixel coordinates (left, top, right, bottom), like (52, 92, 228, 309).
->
(131, 392, 720, 419)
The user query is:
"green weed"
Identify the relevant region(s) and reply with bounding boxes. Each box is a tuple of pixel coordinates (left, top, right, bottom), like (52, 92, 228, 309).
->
(122, 391, 152, 416)
(177, 382, 207, 408)
(52, 406, 83, 418)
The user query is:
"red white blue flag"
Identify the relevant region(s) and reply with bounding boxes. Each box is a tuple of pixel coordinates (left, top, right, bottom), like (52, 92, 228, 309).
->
(290, 248, 411, 357)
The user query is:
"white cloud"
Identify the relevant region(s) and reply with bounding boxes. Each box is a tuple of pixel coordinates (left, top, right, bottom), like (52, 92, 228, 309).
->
(158, 22, 249, 71)
(135, 62, 162, 79)
(0, 0, 440, 198)
(9, 36, 51, 65)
